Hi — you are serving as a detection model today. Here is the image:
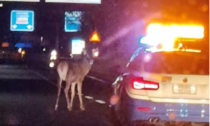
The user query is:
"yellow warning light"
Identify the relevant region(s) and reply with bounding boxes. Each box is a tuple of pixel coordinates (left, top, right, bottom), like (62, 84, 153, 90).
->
(90, 31, 101, 42)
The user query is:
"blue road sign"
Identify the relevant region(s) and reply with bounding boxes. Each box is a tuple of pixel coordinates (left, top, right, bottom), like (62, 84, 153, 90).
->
(65, 11, 83, 32)
(10, 10, 34, 31)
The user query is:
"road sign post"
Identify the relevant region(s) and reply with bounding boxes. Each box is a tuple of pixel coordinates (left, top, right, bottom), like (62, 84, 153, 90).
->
(89, 31, 101, 56)
(10, 10, 34, 31)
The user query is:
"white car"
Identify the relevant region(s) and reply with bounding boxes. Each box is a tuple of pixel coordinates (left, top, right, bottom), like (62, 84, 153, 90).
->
(112, 47, 209, 126)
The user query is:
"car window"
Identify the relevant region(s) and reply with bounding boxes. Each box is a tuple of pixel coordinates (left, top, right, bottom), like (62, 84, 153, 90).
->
(128, 50, 209, 75)
(127, 50, 144, 71)
(129, 47, 143, 62)
(144, 51, 209, 75)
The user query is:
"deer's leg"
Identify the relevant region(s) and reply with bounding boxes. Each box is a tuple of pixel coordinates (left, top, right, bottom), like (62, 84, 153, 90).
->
(64, 81, 71, 111)
(69, 83, 76, 111)
(77, 82, 85, 111)
(55, 78, 62, 111)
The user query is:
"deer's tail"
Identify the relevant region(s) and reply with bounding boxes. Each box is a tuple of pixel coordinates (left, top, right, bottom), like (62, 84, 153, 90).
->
(57, 62, 69, 81)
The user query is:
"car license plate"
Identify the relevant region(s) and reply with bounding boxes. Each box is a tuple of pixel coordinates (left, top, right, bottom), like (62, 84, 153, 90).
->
(173, 85, 196, 94)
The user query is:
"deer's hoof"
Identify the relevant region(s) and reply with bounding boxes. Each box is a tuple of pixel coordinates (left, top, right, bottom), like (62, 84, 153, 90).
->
(68, 106, 72, 111)
(80, 106, 85, 111)
(54, 105, 58, 111)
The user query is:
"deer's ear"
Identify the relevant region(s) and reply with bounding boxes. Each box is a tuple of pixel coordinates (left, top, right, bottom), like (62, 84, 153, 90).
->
(82, 48, 87, 55)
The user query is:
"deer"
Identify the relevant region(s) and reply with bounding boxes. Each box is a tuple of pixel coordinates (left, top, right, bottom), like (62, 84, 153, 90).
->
(54, 49, 93, 111)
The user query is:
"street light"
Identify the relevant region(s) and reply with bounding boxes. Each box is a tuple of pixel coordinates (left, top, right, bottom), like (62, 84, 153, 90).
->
(92, 48, 99, 58)
(0, 3, 3, 7)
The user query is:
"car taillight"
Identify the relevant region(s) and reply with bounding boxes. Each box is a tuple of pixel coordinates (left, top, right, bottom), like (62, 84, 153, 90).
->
(132, 77, 159, 90)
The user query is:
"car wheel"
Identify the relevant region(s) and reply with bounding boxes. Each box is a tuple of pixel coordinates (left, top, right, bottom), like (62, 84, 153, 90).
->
(113, 87, 130, 126)
(115, 109, 127, 126)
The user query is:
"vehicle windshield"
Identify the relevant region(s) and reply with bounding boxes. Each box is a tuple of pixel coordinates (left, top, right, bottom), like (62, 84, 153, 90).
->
(0, 0, 209, 125)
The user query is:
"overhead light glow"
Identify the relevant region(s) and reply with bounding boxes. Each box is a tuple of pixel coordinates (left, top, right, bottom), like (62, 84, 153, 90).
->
(142, 24, 204, 52)
(147, 24, 204, 39)
(146, 48, 201, 53)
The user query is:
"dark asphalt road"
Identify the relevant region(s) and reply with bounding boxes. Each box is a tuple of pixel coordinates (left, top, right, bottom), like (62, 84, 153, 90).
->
(0, 64, 117, 126)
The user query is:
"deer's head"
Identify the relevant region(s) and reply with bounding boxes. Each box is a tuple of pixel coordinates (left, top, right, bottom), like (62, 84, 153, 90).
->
(82, 49, 94, 65)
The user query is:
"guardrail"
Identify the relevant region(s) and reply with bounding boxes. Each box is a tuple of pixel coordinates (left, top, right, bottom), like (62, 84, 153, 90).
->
(24, 53, 50, 69)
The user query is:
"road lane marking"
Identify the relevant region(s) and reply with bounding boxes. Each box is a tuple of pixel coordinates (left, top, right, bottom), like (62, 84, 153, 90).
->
(87, 75, 108, 84)
(95, 100, 106, 104)
(84, 96, 94, 99)
(31, 69, 109, 106)
(30, 70, 59, 87)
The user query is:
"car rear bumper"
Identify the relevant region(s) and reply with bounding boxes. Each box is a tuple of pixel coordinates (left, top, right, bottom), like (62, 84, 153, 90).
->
(124, 94, 209, 123)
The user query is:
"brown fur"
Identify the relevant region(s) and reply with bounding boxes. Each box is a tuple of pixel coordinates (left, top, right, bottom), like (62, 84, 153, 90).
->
(55, 50, 93, 111)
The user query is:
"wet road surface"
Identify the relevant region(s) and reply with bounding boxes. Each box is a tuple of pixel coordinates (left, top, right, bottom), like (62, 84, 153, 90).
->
(0, 65, 116, 126)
